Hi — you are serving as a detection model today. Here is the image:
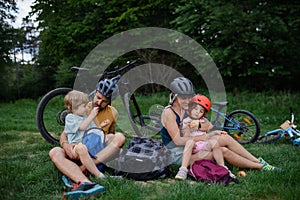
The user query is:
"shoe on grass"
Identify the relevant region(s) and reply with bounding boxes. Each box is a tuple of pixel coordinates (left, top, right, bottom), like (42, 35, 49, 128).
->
(258, 157, 267, 165)
(259, 157, 281, 171)
(63, 182, 105, 199)
(261, 162, 281, 171)
(62, 175, 75, 188)
(175, 166, 188, 180)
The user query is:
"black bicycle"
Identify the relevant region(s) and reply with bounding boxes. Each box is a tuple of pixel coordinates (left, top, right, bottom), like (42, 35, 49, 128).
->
(36, 59, 162, 144)
(36, 59, 260, 145)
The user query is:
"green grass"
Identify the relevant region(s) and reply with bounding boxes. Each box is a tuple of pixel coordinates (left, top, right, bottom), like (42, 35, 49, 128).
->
(1, 92, 300, 200)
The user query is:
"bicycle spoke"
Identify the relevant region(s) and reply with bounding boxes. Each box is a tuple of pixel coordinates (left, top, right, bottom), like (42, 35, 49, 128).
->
(224, 110, 260, 144)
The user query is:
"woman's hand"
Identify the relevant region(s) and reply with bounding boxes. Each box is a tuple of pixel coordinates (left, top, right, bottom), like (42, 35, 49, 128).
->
(211, 130, 227, 136)
(193, 134, 207, 142)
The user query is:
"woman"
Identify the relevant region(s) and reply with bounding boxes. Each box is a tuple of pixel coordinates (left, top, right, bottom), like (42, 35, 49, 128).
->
(160, 77, 280, 180)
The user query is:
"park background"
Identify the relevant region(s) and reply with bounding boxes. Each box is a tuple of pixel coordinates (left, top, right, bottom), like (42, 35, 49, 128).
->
(1, 0, 300, 199)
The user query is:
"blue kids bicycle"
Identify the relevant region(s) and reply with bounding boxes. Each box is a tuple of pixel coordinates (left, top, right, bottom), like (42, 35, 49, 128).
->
(209, 102, 260, 144)
(257, 107, 300, 146)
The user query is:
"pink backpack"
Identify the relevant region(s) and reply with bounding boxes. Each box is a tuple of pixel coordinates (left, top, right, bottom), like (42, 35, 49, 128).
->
(188, 160, 236, 185)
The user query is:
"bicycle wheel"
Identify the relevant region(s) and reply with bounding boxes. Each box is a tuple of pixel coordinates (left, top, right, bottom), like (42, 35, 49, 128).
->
(36, 88, 72, 144)
(223, 110, 260, 144)
(256, 129, 283, 144)
(122, 92, 162, 137)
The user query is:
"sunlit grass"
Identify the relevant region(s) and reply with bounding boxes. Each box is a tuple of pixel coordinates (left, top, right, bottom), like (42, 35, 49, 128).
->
(1, 91, 300, 199)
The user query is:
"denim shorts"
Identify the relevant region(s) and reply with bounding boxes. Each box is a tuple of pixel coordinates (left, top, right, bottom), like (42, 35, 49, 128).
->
(169, 146, 184, 165)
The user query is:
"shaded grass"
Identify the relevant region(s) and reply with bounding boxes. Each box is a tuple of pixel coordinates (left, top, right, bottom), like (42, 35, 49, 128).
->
(1, 91, 300, 199)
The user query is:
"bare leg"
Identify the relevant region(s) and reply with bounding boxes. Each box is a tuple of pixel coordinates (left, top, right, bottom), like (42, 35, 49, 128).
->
(49, 147, 91, 183)
(75, 144, 105, 178)
(181, 139, 195, 168)
(190, 149, 214, 165)
(207, 139, 225, 166)
(94, 132, 125, 165)
(221, 147, 263, 169)
(213, 134, 259, 163)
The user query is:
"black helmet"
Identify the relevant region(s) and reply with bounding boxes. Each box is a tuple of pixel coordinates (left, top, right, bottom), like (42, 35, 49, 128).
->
(169, 77, 195, 96)
(96, 76, 119, 100)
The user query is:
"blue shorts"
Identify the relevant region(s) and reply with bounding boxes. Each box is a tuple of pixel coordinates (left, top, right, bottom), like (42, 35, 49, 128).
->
(169, 146, 184, 165)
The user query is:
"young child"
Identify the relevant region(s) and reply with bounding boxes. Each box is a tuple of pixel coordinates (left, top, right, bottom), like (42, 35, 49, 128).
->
(63, 90, 110, 178)
(176, 94, 235, 179)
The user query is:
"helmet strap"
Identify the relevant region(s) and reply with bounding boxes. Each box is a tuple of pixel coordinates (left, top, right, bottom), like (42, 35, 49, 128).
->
(169, 93, 177, 105)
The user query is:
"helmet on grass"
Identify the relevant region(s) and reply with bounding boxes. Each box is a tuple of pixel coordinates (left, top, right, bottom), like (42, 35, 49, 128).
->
(190, 94, 211, 112)
(96, 76, 119, 100)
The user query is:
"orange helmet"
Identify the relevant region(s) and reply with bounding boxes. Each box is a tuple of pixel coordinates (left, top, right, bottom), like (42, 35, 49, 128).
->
(190, 94, 211, 112)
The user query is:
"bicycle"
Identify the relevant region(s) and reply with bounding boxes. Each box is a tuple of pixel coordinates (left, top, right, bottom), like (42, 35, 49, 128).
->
(36, 59, 260, 145)
(36, 59, 162, 144)
(256, 107, 300, 146)
(209, 102, 260, 144)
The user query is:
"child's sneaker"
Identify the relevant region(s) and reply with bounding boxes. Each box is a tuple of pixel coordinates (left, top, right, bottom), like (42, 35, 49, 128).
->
(258, 157, 267, 165)
(63, 182, 105, 199)
(175, 166, 188, 180)
(261, 162, 281, 171)
(259, 157, 281, 171)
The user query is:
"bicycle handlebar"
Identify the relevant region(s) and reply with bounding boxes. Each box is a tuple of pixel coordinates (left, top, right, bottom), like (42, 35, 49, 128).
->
(70, 58, 141, 80)
(98, 58, 140, 80)
(290, 107, 294, 124)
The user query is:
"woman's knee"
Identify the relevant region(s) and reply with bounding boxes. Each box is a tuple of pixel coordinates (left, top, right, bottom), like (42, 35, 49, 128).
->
(220, 147, 232, 158)
(218, 134, 236, 146)
(208, 139, 219, 149)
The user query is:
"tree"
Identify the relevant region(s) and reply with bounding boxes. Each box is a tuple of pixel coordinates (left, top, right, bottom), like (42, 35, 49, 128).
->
(172, 0, 300, 90)
(0, 0, 18, 101)
(30, 0, 181, 95)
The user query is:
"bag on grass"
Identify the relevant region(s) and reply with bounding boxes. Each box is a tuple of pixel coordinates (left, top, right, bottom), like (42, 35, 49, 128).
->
(82, 127, 105, 170)
(115, 137, 172, 181)
(188, 159, 235, 185)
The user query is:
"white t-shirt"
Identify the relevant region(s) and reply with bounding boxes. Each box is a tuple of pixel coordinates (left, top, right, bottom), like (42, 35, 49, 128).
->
(64, 114, 97, 143)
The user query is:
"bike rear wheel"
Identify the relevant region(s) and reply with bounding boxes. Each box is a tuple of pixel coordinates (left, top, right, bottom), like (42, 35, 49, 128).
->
(36, 88, 72, 144)
(224, 110, 260, 144)
(256, 129, 283, 143)
(122, 92, 162, 137)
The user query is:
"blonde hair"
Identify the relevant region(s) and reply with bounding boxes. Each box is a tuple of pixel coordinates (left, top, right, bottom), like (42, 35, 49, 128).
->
(64, 90, 89, 113)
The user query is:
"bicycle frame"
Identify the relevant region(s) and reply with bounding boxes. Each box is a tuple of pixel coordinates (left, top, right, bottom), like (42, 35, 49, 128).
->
(209, 103, 260, 144)
(210, 107, 247, 132)
(210, 107, 234, 130)
(258, 107, 300, 146)
(263, 127, 300, 145)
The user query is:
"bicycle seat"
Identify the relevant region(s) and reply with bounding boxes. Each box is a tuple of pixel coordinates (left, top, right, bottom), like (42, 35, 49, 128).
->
(212, 102, 228, 107)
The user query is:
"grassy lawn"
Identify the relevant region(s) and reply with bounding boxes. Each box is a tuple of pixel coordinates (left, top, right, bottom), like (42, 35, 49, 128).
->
(1, 91, 300, 200)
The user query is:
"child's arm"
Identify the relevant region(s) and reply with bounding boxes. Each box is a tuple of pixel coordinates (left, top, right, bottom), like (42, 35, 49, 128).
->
(79, 106, 99, 131)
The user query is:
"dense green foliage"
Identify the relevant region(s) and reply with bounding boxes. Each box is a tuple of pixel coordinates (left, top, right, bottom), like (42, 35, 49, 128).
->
(1, 0, 299, 101)
(1, 91, 300, 199)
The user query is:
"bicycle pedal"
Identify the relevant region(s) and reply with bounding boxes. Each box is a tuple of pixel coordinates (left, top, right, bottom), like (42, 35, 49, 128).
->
(233, 134, 242, 140)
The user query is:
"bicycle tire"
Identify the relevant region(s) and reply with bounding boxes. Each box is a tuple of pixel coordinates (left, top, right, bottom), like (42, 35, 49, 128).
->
(223, 110, 260, 144)
(133, 115, 161, 133)
(122, 92, 161, 137)
(256, 129, 283, 144)
(36, 87, 72, 144)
